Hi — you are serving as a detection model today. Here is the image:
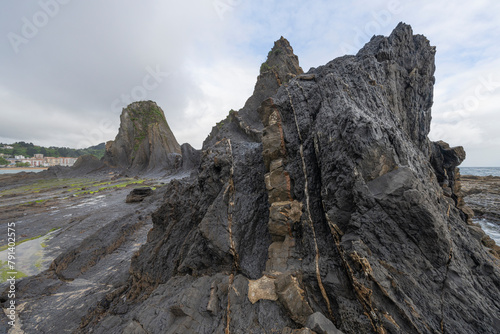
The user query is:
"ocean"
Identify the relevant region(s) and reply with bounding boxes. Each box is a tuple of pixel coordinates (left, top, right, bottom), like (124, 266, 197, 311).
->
(476, 219, 500, 244)
(461, 167, 500, 244)
(460, 167, 500, 177)
(0, 168, 46, 174)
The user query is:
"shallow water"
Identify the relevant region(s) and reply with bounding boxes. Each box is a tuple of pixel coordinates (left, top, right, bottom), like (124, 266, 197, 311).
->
(461, 167, 500, 177)
(0, 229, 59, 281)
(0, 168, 46, 174)
(476, 218, 500, 244)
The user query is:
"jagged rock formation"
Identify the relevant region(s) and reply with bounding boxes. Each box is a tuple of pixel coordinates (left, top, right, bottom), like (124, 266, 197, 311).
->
(75, 23, 500, 334)
(103, 101, 181, 172)
(203, 37, 303, 148)
(9, 24, 500, 334)
(461, 175, 500, 257)
(430, 141, 474, 222)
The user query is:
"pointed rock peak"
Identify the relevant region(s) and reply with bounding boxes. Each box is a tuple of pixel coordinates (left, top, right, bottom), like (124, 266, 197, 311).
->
(357, 22, 435, 64)
(203, 37, 304, 148)
(390, 22, 413, 37)
(260, 36, 303, 79)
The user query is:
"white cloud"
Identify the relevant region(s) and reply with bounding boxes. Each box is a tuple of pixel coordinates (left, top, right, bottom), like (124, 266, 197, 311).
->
(0, 0, 499, 165)
(168, 58, 257, 147)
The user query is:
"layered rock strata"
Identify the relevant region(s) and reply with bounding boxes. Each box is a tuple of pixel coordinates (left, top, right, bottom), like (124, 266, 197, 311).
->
(103, 101, 181, 172)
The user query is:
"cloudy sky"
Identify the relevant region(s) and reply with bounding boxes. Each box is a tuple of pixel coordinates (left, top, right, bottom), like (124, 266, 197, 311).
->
(0, 0, 499, 166)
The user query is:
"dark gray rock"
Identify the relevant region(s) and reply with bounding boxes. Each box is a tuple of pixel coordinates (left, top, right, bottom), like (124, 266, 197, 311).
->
(268, 22, 500, 334)
(462, 175, 500, 224)
(179, 143, 201, 171)
(306, 312, 344, 334)
(103, 101, 181, 173)
(0, 309, 10, 334)
(72, 154, 106, 174)
(126, 187, 154, 203)
(203, 37, 303, 149)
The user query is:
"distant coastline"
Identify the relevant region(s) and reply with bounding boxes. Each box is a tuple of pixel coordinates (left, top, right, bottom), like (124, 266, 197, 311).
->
(0, 167, 47, 174)
(0, 167, 48, 170)
(460, 167, 500, 177)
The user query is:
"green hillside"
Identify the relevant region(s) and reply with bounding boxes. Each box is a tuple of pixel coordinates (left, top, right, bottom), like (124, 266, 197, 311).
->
(0, 142, 106, 159)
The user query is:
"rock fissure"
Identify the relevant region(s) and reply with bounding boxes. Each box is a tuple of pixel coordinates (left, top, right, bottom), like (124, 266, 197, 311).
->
(224, 138, 240, 270)
(225, 273, 235, 334)
(325, 217, 385, 334)
(284, 85, 335, 321)
(439, 228, 454, 334)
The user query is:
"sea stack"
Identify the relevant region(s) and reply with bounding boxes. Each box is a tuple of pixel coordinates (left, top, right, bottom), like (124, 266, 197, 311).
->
(103, 101, 181, 172)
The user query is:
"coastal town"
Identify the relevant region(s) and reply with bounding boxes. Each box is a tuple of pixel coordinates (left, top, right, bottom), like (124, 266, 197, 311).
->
(0, 142, 105, 168)
(0, 149, 77, 168)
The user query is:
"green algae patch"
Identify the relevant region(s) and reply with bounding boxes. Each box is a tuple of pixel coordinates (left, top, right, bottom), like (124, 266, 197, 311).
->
(73, 178, 145, 196)
(0, 261, 27, 281)
(0, 227, 61, 252)
(0, 234, 43, 252)
(0, 228, 61, 282)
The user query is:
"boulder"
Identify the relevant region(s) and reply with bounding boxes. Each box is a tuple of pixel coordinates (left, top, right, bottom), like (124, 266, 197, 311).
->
(305, 312, 344, 334)
(125, 187, 153, 203)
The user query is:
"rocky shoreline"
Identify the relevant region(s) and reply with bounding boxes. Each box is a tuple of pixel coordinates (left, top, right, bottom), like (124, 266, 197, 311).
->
(461, 174, 500, 223)
(0, 170, 181, 332)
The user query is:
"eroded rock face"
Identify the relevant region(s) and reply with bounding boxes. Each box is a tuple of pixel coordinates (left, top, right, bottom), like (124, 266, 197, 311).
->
(430, 140, 474, 222)
(103, 101, 181, 172)
(202, 37, 304, 149)
(68, 23, 500, 333)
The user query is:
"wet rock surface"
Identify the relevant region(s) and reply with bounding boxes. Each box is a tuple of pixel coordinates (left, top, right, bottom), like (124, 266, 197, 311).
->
(462, 175, 500, 223)
(0, 173, 179, 333)
(461, 175, 500, 257)
(2, 23, 500, 334)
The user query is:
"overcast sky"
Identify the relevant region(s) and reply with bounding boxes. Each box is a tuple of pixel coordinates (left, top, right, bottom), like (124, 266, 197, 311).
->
(0, 0, 499, 166)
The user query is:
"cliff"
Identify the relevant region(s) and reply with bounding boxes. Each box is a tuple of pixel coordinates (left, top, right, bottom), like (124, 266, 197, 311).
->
(77, 23, 500, 333)
(6, 23, 500, 334)
(103, 101, 181, 172)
